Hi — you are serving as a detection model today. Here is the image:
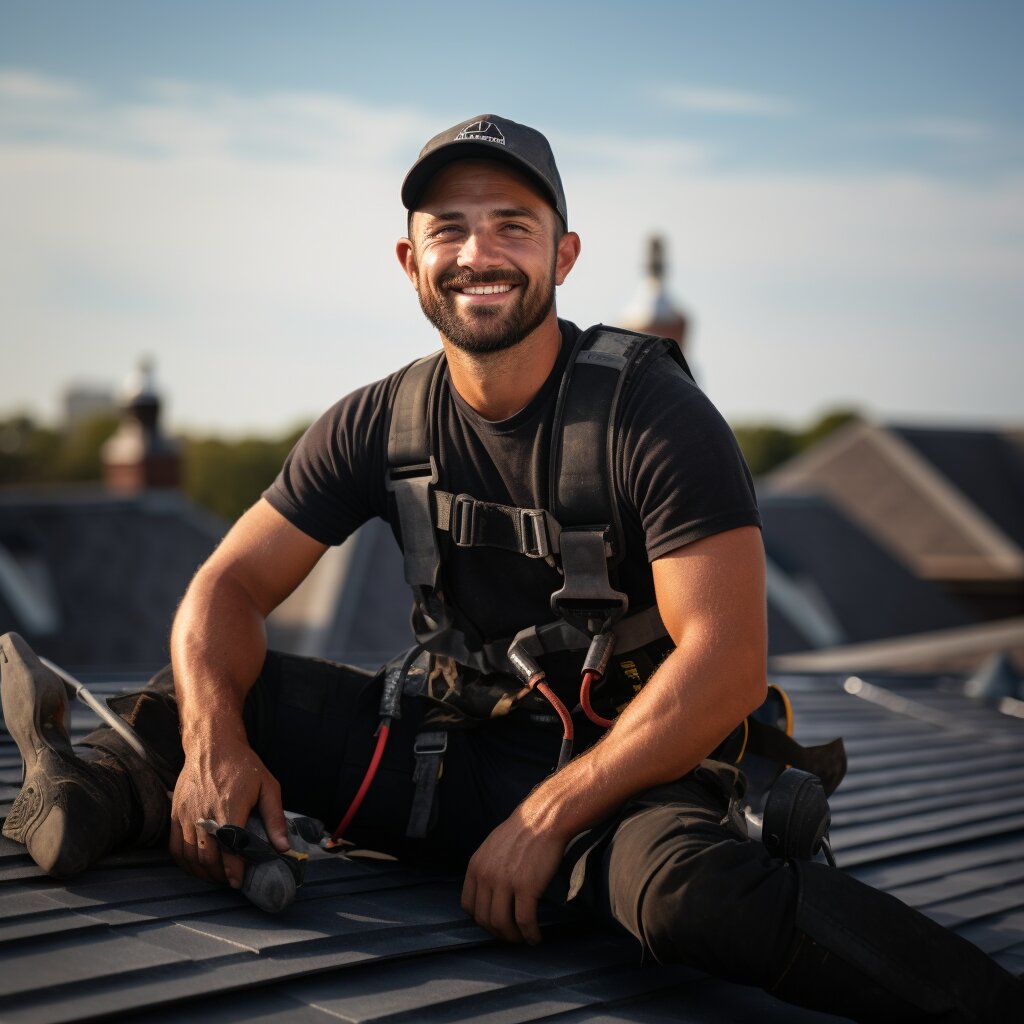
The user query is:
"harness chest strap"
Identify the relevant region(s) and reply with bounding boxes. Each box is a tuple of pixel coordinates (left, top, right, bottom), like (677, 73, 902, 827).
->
(383, 326, 847, 780)
(334, 329, 848, 844)
(385, 325, 683, 675)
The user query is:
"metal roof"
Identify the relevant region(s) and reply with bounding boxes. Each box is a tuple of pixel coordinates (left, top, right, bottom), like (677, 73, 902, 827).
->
(2, 672, 1023, 1022)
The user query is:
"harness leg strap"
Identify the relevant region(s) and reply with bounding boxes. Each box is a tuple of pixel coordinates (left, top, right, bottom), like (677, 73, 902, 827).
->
(406, 730, 448, 839)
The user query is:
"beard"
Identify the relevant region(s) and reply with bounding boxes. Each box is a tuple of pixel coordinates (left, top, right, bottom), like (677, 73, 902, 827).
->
(415, 261, 556, 355)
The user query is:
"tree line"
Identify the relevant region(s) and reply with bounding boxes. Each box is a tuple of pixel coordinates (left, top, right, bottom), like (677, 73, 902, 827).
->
(0, 408, 857, 524)
(0, 413, 307, 523)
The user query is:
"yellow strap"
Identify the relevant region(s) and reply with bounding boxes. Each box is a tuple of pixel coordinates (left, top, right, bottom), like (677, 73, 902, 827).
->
(767, 682, 795, 736)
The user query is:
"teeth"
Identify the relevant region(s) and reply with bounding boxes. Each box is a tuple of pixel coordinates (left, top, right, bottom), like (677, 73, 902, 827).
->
(462, 285, 513, 295)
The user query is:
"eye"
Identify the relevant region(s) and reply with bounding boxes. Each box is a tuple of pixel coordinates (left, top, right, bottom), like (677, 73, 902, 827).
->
(427, 224, 462, 240)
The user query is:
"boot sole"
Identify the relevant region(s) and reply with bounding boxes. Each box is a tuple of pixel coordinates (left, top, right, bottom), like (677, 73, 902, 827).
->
(0, 632, 74, 775)
(0, 633, 118, 876)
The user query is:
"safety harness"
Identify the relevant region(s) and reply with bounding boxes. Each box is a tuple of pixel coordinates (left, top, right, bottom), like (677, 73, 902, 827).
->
(328, 325, 846, 847)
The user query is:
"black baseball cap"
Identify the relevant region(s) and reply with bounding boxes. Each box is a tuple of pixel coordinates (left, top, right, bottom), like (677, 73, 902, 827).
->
(401, 114, 568, 227)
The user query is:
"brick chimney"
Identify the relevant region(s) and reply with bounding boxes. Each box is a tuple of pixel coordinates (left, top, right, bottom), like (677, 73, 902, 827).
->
(101, 359, 181, 491)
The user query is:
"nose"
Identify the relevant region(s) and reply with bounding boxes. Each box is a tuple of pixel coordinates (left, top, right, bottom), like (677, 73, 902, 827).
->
(457, 228, 504, 271)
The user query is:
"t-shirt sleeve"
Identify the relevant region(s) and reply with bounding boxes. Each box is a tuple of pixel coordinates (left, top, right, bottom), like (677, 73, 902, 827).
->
(618, 355, 760, 563)
(262, 376, 393, 546)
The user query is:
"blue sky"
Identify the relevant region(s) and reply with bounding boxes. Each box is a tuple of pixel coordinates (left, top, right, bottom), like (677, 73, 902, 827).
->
(2, 0, 1022, 433)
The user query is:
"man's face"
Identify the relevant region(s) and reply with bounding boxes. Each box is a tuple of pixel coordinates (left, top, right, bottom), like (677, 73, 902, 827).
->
(398, 160, 572, 355)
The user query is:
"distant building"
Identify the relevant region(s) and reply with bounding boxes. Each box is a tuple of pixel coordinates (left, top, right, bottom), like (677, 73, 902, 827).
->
(617, 236, 689, 353)
(102, 359, 182, 492)
(0, 361, 223, 673)
(62, 385, 117, 432)
(766, 419, 1024, 622)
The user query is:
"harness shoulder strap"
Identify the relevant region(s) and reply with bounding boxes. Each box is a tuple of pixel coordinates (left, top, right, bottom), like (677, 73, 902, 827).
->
(546, 325, 689, 633)
(386, 351, 446, 589)
(549, 325, 692, 563)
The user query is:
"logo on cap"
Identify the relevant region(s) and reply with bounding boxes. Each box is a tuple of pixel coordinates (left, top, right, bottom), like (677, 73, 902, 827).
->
(455, 121, 506, 146)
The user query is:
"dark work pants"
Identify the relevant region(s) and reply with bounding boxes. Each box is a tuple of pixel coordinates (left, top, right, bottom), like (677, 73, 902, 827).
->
(86, 650, 1021, 1022)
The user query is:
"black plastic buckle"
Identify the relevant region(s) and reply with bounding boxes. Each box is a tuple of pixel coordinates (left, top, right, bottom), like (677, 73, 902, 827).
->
(451, 493, 477, 547)
(521, 509, 552, 559)
(413, 731, 449, 759)
(550, 528, 628, 634)
(385, 456, 439, 490)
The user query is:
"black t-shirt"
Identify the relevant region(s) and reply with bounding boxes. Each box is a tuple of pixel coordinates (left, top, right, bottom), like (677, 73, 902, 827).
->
(265, 320, 760, 660)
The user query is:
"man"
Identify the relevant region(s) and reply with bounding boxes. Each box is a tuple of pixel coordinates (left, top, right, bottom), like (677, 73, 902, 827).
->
(2, 115, 1019, 1021)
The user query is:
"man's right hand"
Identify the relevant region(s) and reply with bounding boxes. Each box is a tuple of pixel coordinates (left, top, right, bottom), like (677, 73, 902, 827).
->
(168, 736, 290, 888)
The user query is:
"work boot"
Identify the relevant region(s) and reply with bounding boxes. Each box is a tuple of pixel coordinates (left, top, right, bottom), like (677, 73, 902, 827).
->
(770, 860, 1023, 1021)
(0, 632, 167, 878)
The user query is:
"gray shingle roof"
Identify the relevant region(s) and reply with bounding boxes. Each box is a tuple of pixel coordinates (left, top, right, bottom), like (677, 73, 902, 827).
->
(890, 425, 1024, 549)
(760, 493, 976, 653)
(0, 488, 224, 673)
(2, 672, 1022, 1022)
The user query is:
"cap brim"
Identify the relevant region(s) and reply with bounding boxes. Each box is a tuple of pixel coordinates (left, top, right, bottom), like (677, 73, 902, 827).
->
(401, 143, 562, 221)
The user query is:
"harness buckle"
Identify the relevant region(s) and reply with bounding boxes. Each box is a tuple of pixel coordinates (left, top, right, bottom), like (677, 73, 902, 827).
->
(451, 493, 477, 547)
(521, 509, 554, 559)
(551, 528, 628, 635)
(412, 730, 449, 759)
(385, 457, 438, 489)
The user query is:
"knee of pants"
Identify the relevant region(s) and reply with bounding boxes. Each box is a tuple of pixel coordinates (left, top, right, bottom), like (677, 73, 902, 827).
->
(627, 838, 799, 982)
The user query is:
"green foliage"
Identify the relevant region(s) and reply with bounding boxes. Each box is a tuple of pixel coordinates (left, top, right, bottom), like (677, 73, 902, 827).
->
(52, 413, 121, 481)
(796, 408, 860, 453)
(731, 426, 800, 477)
(732, 408, 860, 476)
(182, 428, 307, 523)
(0, 413, 117, 485)
(1, 402, 858, 516)
(0, 413, 309, 524)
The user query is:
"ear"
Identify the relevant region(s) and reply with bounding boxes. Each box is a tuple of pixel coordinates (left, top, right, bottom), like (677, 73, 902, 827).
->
(395, 236, 419, 290)
(554, 231, 582, 286)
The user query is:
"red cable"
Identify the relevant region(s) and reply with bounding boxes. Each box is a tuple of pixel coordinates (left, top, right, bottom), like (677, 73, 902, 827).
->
(580, 670, 614, 728)
(533, 677, 574, 771)
(330, 721, 390, 843)
(535, 679, 574, 744)
(334, 667, 582, 843)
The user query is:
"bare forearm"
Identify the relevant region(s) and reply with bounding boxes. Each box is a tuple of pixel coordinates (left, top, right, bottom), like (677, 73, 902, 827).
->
(521, 635, 766, 843)
(463, 528, 767, 944)
(170, 501, 328, 753)
(165, 500, 327, 883)
(170, 566, 269, 751)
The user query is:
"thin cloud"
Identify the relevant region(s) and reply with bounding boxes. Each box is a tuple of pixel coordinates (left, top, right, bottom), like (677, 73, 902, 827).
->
(903, 117, 995, 145)
(0, 68, 88, 103)
(3, 70, 1021, 433)
(0, 67, 432, 165)
(656, 84, 799, 117)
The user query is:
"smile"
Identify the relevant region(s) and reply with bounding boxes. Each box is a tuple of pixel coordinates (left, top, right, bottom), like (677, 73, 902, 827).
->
(457, 284, 515, 295)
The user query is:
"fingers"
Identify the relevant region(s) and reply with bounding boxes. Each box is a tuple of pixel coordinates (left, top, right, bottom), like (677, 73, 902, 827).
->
(168, 795, 236, 885)
(168, 816, 185, 873)
(169, 825, 223, 883)
(462, 863, 538, 945)
(196, 825, 228, 884)
(257, 775, 289, 854)
(460, 872, 477, 919)
(168, 746, 285, 888)
(487, 887, 522, 944)
(514, 891, 541, 945)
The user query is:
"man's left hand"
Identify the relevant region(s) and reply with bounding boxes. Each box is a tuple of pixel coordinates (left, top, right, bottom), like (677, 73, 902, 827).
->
(461, 808, 566, 944)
